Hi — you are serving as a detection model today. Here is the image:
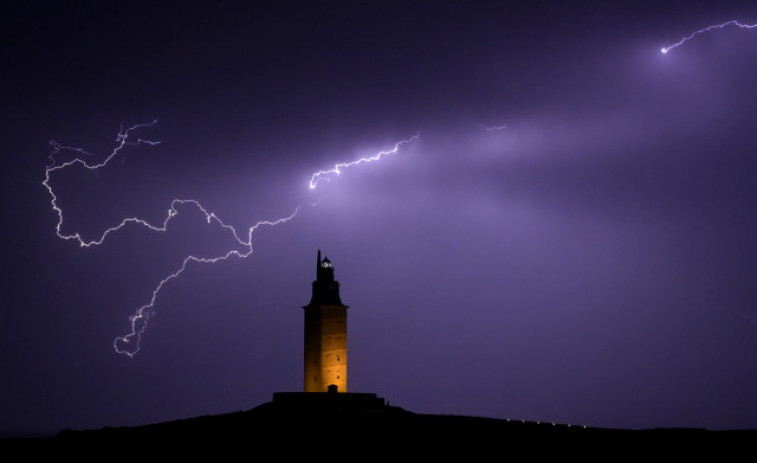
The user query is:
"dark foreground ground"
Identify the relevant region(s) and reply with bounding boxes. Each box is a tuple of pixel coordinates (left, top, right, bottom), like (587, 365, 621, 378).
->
(4, 392, 756, 454)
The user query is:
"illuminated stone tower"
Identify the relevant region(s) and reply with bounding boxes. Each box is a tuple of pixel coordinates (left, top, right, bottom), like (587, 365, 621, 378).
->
(303, 250, 349, 393)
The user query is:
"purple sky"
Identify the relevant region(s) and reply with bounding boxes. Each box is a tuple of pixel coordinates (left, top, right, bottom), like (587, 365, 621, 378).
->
(3, 1, 757, 436)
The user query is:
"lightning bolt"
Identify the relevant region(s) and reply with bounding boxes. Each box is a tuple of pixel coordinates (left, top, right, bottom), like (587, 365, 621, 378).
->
(44, 121, 418, 357)
(308, 134, 419, 189)
(113, 202, 300, 357)
(43, 120, 162, 247)
(661, 19, 757, 54)
(687, 297, 757, 328)
(481, 123, 508, 131)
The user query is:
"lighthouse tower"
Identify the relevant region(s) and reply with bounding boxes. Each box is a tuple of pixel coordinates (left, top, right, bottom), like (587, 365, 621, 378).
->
(303, 250, 350, 392)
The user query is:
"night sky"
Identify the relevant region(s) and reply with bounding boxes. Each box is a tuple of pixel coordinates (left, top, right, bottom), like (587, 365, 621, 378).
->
(3, 1, 757, 436)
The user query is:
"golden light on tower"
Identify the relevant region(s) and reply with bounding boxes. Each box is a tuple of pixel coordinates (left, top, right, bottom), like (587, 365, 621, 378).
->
(302, 250, 349, 392)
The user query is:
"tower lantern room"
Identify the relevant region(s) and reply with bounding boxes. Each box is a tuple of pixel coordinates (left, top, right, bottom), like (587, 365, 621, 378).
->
(302, 250, 350, 393)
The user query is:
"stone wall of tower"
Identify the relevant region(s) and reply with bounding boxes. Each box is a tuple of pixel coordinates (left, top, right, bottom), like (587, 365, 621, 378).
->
(320, 305, 347, 391)
(304, 304, 347, 392)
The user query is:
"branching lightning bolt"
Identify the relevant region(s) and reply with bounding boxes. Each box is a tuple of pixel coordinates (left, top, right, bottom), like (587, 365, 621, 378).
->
(44, 121, 418, 357)
(43, 120, 162, 247)
(661, 20, 757, 54)
(481, 123, 508, 131)
(308, 134, 419, 189)
(112, 202, 300, 357)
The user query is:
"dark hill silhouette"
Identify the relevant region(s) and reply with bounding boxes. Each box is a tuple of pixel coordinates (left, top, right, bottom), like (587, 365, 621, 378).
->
(6, 391, 755, 454)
